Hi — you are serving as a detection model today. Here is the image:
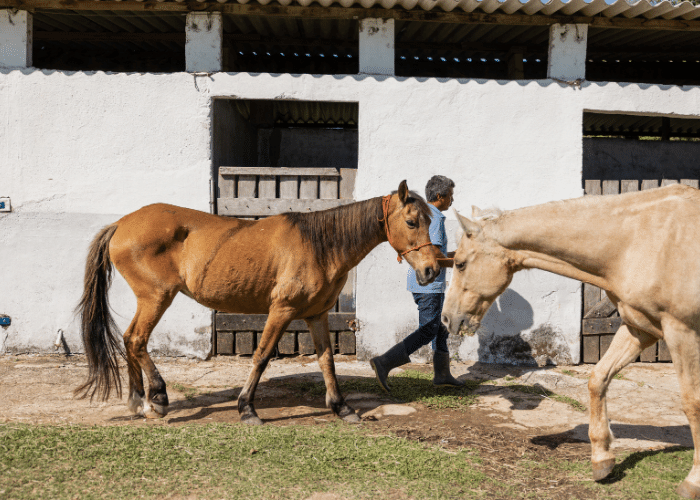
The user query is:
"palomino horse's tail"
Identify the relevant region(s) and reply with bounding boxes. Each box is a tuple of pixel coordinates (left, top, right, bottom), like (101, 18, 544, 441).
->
(74, 224, 125, 401)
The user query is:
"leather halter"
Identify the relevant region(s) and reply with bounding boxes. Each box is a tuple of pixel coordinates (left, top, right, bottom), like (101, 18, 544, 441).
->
(380, 194, 434, 263)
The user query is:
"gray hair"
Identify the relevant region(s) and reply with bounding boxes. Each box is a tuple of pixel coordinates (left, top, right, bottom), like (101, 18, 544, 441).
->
(425, 175, 455, 202)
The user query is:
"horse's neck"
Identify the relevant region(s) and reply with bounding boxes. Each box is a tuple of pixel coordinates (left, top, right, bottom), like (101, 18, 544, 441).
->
(330, 197, 387, 276)
(490, 198, 617, 287)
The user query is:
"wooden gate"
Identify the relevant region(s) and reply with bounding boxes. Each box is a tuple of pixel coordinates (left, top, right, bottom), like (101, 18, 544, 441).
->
(581, 178, 699, 363)
(213, 166, 358, 356)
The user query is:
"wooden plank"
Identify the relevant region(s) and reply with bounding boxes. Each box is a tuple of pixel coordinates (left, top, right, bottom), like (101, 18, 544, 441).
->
(219, 173, 235, 199)
(238, 175, 257, 198)
(681, 179, 700, 189)
(640, 343, 657, 362)
(278, 332, 296, 355)
(217, 331, 234, 355)
(319, 176, 338, 200)
(338, 331, 356, 355)
(584, 180, 601, 196)
(339, 168, 357, 200)
(218, 198, 354, 217)
(600, 335, 615, 357)
(658, 340, 673, 361)
(641, 179, 660, 191)
(298, 332, 316, 355)
(221, 167, 339, 177)
(299, 177, 318, 200)
(620, 180, 639, 193)
(280, 174, 298, 202)
(338, 269, 356, 313)
(582, 336, 600, 364)
(217, 312, 355, 332)
(582, 317, 623, 335)
(661, 179, 679, 187)
(235, 331, 255, 355)
(602, 180, 620, 196)
(583, 295, 617, 319)
(258, 175, 276, 200)
(583, 283, 603, 317)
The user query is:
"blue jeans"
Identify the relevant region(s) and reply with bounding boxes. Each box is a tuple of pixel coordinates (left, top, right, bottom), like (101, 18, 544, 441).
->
(402, 293, 449, 355)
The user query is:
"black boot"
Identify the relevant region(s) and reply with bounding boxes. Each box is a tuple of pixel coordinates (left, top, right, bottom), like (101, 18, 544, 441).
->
(433, 350, 464, 387)
(370, 342, 411, 394)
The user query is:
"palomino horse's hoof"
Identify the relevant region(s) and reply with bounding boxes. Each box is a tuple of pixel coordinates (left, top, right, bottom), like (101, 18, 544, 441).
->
(143, 402, 168, 419)
(678, 481, 700, 499)
(592, 458, 616, 481)
(241, 414, 264, 426)
(342, 412, 361, 424)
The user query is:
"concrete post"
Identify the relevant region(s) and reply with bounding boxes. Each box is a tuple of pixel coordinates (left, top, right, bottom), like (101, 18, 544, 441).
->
(359, 18, 394, 76)
(547, 23, 588, 81)
(0, 10, 33, 69)
(185, 12, 223, 73)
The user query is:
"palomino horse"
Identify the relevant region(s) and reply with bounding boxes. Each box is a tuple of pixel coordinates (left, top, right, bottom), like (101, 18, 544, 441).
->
(76, 180, 441, 425)
(441, 184, 700, 498)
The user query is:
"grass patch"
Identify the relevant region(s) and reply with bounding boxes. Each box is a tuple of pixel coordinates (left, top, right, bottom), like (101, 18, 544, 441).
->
(0, 423, 484, 500)
(291, 370, 483, 410)
(171, 382, 199, 400)
(503, 383, 587, 412)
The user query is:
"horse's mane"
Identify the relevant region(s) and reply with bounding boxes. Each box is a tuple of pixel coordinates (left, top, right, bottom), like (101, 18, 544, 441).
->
(284, 191, 432, 268)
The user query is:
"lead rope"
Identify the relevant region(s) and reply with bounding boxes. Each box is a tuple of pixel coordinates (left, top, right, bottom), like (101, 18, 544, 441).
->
(379, 194, 434, 263)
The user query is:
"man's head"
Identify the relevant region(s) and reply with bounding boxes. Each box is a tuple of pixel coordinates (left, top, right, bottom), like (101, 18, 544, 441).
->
(425, 175, 455, 212)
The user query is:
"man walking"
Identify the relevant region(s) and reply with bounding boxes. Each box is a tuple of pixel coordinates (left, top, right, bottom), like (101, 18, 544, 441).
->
(370, 175, 463, 393)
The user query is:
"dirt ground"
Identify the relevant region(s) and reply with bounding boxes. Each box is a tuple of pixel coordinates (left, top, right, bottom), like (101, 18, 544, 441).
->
(0, 353, 693, 497)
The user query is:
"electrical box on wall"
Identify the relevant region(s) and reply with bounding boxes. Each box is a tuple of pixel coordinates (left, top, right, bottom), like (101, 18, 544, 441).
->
(0, 315, 10, 326)
(0, 198, 10, 212)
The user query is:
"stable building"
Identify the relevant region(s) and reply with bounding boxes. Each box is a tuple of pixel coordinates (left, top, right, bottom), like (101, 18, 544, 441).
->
(2, 0, 700, 365)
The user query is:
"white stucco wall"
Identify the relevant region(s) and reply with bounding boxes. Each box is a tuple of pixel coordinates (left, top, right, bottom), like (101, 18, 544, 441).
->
(2, 69, 699, 363)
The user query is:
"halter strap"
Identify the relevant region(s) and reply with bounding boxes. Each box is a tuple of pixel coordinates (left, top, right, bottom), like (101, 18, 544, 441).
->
(379, 194, 434, 263)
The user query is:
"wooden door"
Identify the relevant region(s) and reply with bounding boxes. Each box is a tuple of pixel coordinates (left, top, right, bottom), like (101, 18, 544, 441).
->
(213, 166, 358, 356)
(581, 178, 699, 363)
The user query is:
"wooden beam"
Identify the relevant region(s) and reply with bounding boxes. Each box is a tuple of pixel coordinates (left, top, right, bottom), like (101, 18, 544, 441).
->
(216, 312, 355, 331)
(5, 0, 700, 32)
(220, 167, 340, 177)
(217, 197, 354, 216)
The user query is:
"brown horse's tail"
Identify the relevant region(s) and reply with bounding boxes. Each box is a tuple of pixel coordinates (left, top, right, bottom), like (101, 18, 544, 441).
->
(74, 224, 125, 402)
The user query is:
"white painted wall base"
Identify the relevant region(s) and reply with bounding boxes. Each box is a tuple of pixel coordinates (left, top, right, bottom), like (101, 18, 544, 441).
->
(0, 10, 32, 69)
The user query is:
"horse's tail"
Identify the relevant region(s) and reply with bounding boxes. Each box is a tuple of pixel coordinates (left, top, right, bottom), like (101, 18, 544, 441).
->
(74, 224, 125, 402)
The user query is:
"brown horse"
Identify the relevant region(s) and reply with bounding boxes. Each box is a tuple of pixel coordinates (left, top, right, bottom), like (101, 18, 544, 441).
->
(441, 184, 700, 498)
(75, 180, 441, 425)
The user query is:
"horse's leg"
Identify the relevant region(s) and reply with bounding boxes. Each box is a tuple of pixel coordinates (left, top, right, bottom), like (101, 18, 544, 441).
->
(662, 319, 700, 499)
(588, 323, 657, 481)
(123, 293, 175, 418)
(238, 310, 294, 425)
(306, 313, 360, 423)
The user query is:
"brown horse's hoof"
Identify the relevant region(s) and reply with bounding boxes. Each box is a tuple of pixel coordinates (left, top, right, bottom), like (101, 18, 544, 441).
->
(678, 481, 700, 499)
(592, 458, 616, 481)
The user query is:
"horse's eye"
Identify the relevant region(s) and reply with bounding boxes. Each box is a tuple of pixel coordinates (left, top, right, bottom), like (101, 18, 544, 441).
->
(406, 220, 416, 229)
(455, 261, 466, 271)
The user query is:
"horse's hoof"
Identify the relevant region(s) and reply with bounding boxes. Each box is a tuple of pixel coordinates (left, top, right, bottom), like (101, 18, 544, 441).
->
(241, 414, 264, 426)
(342, 412, 361, 424)
(678, 481, 700, 499)
(592, 458, 616, 481)
(143, 402, 168, 419)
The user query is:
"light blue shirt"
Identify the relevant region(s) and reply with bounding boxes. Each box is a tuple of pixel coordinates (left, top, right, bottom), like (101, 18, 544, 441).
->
(407, 203, 447, 293)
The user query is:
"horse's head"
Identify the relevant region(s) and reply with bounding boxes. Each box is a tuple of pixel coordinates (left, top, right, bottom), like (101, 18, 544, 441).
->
(386, 180, 442, 286)
(441, 208, 515, 336)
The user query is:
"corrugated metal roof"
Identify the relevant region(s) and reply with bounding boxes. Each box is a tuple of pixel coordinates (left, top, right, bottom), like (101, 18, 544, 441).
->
(98, 0, 700, 22)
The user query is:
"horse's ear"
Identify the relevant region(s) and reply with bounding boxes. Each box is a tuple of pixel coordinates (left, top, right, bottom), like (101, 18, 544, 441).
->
(398, 180, 409, 204)
(471, 206, 483, 218)
(455, 209, 481, 238)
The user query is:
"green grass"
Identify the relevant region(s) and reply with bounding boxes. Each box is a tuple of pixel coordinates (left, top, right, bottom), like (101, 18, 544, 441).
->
(171, 382, 199, 401)
(0, 423, 484, 500)
(290, 369, 483, 410)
